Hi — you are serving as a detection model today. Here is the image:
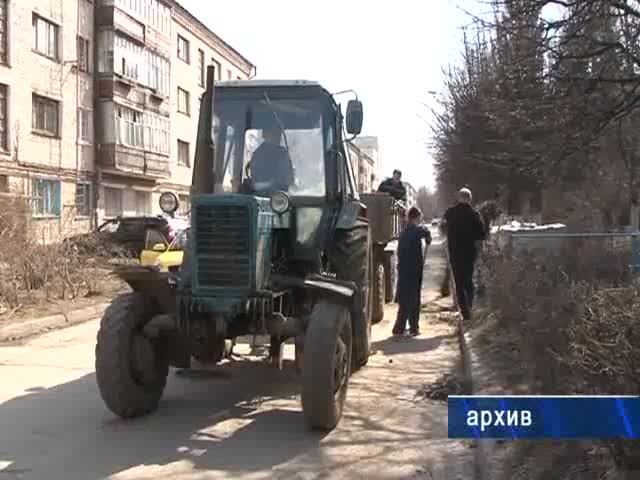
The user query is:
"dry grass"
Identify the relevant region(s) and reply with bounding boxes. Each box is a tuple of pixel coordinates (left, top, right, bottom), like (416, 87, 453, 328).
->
(0, 196, 127, 318)
(474, 236, 640, 477)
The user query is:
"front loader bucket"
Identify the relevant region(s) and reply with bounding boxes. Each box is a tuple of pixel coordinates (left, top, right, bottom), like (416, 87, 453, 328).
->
(111, 265, 177, 315)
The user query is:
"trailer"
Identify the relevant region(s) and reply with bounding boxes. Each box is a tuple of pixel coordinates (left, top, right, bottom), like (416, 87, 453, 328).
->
(360, 192, 406, 323)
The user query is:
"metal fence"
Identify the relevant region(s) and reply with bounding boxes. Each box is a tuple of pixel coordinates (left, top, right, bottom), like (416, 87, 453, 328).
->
(497, 231, 640, 276)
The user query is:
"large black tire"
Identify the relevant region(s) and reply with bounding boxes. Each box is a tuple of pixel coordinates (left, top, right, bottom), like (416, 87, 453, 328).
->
(384, 252, 396, 304)
(328, 220, 371, 369)
(301, 300, 353, 430)
(95, 292, 169, 418)
(371, 260, 385, 324)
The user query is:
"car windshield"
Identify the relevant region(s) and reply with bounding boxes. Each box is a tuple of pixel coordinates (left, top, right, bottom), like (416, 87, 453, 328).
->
(213, 96, 327, 197)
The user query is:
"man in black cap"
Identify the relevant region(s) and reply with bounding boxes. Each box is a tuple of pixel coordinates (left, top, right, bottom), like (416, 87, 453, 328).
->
(392, 206, 432, 336)
(377, 169, 407, 202)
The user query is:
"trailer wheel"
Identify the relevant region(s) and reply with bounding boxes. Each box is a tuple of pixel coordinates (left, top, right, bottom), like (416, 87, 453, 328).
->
(95, 293, 169, 419)
(384, 252, 396, 304)
(372, 261, 385, 324)
(301, 300, 352, 431)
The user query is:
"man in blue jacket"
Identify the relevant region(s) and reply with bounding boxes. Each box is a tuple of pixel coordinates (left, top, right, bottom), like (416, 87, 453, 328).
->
(392, 206, 432, 336)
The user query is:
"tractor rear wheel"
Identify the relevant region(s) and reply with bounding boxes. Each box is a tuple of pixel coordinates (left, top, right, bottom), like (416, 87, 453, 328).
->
(95, 293, 169, 418)
(301, 300, 353, 431)
(328, 220, 371, 369)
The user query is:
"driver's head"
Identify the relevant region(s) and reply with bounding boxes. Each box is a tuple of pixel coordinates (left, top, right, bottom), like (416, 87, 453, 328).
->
(392, 169, 402, 183)
(263, 126, 282, 145)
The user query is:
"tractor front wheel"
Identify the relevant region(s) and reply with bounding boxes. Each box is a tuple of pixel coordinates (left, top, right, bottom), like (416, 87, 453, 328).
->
(301, 300, 353, 431)
(95, 293, 169, 419)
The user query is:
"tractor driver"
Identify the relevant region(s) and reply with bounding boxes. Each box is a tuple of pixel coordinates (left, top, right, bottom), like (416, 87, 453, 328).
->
(248, 126, 295, 193)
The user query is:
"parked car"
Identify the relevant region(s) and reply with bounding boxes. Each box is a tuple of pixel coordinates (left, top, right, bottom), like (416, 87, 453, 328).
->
(140, 227, 190, 272)
(64, 216, 186, 257)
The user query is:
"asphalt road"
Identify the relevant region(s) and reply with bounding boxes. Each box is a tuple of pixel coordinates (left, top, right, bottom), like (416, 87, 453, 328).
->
(0, 236, 473, 480)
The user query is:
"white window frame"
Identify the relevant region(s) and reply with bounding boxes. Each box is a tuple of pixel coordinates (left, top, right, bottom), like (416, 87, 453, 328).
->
(115, 105, 144, 148)
(32, 178, 61, 217)
(78, 107, 93, 143)
(177, 35, 189, 63)
(33, 13, 59, 61)
(0, 83, 7, 151)
(135, 190, 151, 215)
(0, 0, 8, 66)
(177, 140, 190, 167)
(75, 182, 92, 217)
(77, 35, 90, 73)
(32, 94, 59, 137)
(198, 49, 205, 86)
(177, 87, 190, 116)
(104, 186, 123, 218)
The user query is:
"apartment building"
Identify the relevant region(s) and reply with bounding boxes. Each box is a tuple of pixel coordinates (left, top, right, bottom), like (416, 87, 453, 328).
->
(0, 0, 253, 240)
(354, 136, 381, 186)
(0, 0, 96, 239)
(404, 181, 416, 208)
(346, 141, 376, 193)
(94, 0, 254, 221)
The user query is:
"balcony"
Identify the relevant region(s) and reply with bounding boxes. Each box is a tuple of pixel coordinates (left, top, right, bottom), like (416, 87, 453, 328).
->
(98, 144, 170, 180)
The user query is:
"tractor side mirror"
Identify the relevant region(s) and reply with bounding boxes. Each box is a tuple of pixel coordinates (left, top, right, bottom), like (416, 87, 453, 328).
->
(345, 100, 363, 135)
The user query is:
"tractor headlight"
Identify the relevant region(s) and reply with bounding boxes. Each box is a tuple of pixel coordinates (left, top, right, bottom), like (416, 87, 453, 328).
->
(159, 191, 179, 215)
(270, 191, 291, 214)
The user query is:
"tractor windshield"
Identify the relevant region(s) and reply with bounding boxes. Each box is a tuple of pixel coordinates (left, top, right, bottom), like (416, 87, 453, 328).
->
(212, 96, 327, 197)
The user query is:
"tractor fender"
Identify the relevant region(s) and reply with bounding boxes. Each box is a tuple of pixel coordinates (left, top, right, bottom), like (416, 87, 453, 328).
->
(111, 264, 177, 315)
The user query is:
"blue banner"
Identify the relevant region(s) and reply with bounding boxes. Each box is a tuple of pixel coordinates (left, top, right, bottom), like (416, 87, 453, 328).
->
(448, 395, 640, 439)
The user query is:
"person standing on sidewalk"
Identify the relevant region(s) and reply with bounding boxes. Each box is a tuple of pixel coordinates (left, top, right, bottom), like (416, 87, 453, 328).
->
(392, 206, 432, 337)
(442, 187, 486, 320)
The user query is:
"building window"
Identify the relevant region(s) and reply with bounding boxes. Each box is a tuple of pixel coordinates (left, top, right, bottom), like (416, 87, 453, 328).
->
(32, 94, 59, 136)
(115, 105, 143, 148)
(33, 14, 59, 60)
(212, 58, 221, 80)
(0, 1, 8, 65)
(198, 49, 205, 87)
(97, 30, 114, 73)
(146, 49, 170, 95)
(78, 108, 93, 143)
(177, 87, 190, 115)
(0, 84, 7, 151)
(104, 187, 123, 217)
(227, 69, 232, 80)
(143, 111, 170, 155)
(77, 36, 90, 72)
(178, 194, 190, 215)
(135, 190, 151, 215)
(75, 182, 92, 217)
(32, 178, 61, 217)
(177, 140, 190, 167)
(177, 35, 189, 63)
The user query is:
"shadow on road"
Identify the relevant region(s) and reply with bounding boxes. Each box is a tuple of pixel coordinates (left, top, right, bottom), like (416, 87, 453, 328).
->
(0, 359, 329, 479)
(371, 334, 455, 356)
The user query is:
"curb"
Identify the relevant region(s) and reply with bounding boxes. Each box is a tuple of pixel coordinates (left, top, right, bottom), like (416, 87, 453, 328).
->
(456, 318, 494, 480)
(0, 302, 109, 343)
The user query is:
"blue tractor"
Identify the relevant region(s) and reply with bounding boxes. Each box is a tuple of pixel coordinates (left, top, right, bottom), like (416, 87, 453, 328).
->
(94, 67, 380, 430)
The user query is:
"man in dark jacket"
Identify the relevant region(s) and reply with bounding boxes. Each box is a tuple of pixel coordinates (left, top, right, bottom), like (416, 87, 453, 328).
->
(442, 187, 486, 320)
(248, 126, 294, 193)
(392, 206, 432, 336)
(378, 169, 407, 202)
